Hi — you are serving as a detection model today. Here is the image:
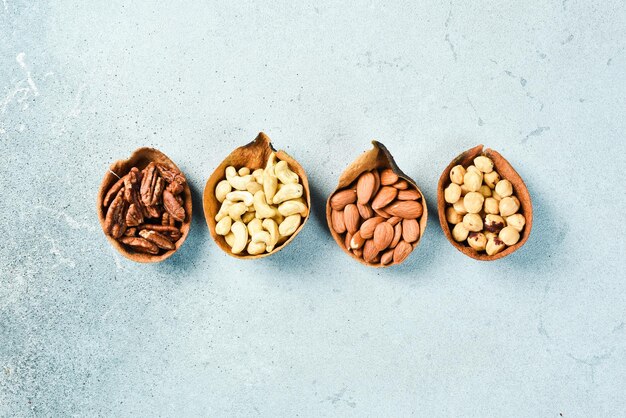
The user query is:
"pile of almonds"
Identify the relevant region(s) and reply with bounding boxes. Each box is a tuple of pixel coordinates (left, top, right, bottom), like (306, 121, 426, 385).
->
(329, 168, 424, 266)
(443, 155, 526, 256)
(102, 162, 187, 255)
(213, 152, 308, 255)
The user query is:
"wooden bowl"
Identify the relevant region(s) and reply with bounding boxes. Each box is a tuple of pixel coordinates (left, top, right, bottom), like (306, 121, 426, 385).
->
(203, 132, 311, 259)
(96, 147, 193, 263)
(326, 141, 428, 267)
(437, 144, 532, 260)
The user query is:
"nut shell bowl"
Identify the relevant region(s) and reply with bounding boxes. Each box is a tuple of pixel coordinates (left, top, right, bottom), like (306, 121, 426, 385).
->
(437, 144, 532, 261)
(96, 147, 193, 263)
(203, 132, 311, 259)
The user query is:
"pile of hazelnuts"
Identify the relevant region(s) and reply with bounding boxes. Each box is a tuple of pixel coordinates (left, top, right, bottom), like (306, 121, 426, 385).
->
(443, 156, 525, 256)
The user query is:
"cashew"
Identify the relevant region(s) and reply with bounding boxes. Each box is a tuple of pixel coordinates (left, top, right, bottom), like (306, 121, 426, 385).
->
(246, 181, 262, 194)
(242, 211, 256, 224)
(238, 167, 250, 176)
(266, 152, 277, 170)
(253, 191, 276, 219)
(224, 232, 235, 247)
(228, 202, 247, 221)
(215, 200, 234, 221)
(273, 212, 285, 225)
(226, 191, 254, 206)
(279, 214, 301, 236)
(247, 218, 263, 236)
(247, 241, 266, 255)
(215, 216, 232, 235)
(251, 231, 271, 245)
(262, 219, 279, 251)
(252, 169, 264, 184)
(263, 167, 278, 205)
(272, 183, 303, 204)
(274, 160, 299, 184)
(226, 166, 252, 191)
(215, 180, 232, 203)
(230, 221, 248, 254)
(278, 199, 308, 217)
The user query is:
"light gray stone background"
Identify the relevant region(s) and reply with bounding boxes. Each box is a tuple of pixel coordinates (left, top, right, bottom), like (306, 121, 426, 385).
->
(1, 0, 625, 416)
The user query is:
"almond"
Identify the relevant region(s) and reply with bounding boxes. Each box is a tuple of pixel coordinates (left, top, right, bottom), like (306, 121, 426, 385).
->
(380, 168, 398, 185)
(353, 247, 363, 258)
(356, 171, 376, 204)
(330, 189, 356, 210)
(380, 248, 395, 265)
(371, 169, 380, 195)
(350, 231, 366, 249)
(401, 219, 420, 243)
(331, 209, 346, 234)
(384, 201, 423, 219)
(391, 222, 402, 248)
(393, 180, 409, 190)
(373, 206, 391, 218)
(393, 240, 412, 263)
(371, 186, 397, 209)
(397, 189, 421, 201)
(344, 232, 353, 250)
(387, 216, 402, 226)
(363, 239, 379, 263)
(360, 216, 385, 239)
(343, 204, 361, 234)
(373, 222, 394, 251)
(357, 202, 374, 220)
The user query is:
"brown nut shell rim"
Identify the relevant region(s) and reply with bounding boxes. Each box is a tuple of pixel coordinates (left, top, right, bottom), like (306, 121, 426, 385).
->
(437, 144, 533, 261)
(325, 141, 428, 268)
(96, 147, 193, 263)
(203, 132, 311, 259)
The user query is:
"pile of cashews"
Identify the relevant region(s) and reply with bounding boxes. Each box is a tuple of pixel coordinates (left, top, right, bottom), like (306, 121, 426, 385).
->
(214, 152, 308, 255)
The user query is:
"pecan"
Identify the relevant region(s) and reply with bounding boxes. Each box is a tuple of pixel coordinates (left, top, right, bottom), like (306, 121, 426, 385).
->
(169, 230, 181, 242)
(139, 230, 175, 250)
(162, 212, 170, 226)
(103, 174, 127, 207)
(166, 180, 184, 195)
(140, 163, 160, 207)
(138, 224, 179, 233)
(156, 164, 186, 185)
(126, 203, 143, 227)
(163, 189, 185, 222)
(124, 227, 137, 236)
(123, 167, 142, 203)
(104, 189, 128, 238)
(120, 236, 159, 254)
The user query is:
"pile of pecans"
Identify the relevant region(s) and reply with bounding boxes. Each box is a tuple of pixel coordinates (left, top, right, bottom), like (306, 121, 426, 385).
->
(443, 155, 526, 256)
(102, 162, 187, 255)
(213, 152, 308, 255)
(329, 168, 424, 266)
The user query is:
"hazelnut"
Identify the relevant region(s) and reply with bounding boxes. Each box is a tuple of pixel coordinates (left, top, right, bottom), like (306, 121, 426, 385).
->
(486, 236, 506, 255)
(484, 197, 499, 214)
(460, 183, 471, 196)
(479, 185, 492, 197)
(453, 199, 468, 215)
(484, 214, 506, 233)
(495, 179, 513, 198)
(444, 183, 462, 204)
(462, 213, 483, 232)
(484, 231, 497, 241)
(467, 232, 487, 251)
(463, 192, 484, 214)
(446, 206, 463, 224)
(483, 171, 500, 189)
(452, 223, 469, 242)
(450, 165, 466, 185)
(463, 171, 482, 192)
(499, 196, 520, 217)
(499, 226, 520, 246)
(473, 156, 494, 173)
(491, 190, 502, 201)
(506, 213, 526, 232)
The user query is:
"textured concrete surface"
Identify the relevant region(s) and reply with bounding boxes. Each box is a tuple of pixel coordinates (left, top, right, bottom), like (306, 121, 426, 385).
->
(1, 0, 625, 416)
